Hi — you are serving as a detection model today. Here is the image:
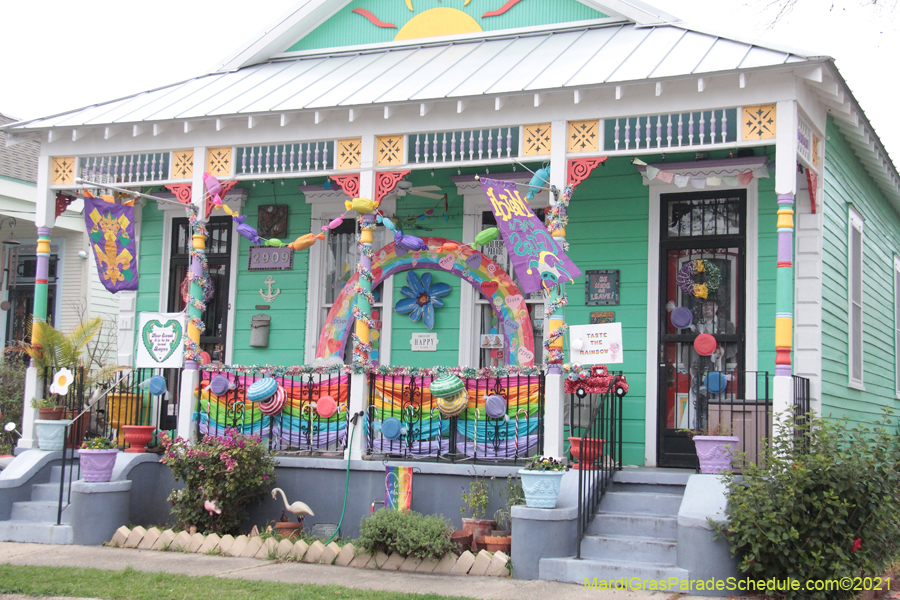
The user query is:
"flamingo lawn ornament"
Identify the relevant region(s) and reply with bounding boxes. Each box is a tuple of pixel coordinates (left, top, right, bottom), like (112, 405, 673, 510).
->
(204, 499, 221, 516)
(272, 488, 315, 523)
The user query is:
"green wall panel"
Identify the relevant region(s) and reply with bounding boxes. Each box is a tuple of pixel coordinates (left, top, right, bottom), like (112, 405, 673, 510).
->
(287, 0, 605, 52)
(821, 116, 900, 424)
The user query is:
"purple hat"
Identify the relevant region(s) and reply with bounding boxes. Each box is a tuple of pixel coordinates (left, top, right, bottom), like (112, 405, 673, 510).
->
(671, 307, 693, 329)
(208, 374, 230, 396)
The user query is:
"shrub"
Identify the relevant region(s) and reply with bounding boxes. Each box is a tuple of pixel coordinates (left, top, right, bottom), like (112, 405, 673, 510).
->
(715, 409, 900, 599)
(460, 473, 490, 520)
(160, 429, 277, 535)
(358, 509, 454, 559)
(0, 356, 26, 454)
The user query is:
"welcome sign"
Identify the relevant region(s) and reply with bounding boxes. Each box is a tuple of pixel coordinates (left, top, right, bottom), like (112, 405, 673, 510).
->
(136, 312, 186, 368)
(479, 178, 581, 294)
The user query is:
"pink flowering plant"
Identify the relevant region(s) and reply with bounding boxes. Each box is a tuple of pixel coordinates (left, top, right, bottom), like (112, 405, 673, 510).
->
(159, 428, 277, 535)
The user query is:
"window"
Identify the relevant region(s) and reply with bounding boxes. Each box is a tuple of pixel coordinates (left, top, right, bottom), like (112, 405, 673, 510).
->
(895, 256, 900, 395)
(849, 207, 864, 386)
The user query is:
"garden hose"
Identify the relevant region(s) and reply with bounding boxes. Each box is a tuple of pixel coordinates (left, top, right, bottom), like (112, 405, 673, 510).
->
(325, 411, 363, 545)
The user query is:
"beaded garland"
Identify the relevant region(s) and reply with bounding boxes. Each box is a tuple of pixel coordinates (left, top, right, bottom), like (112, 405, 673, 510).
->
(184, 204, 209, 364)
(542, 184, 574, 364)
(676, 259, 721, 300)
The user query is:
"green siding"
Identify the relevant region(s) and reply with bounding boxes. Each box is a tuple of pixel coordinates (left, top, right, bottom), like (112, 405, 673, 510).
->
(821, 116, 900, 424)
(287, 0, 605, 52)
(135, 207, 164, 316)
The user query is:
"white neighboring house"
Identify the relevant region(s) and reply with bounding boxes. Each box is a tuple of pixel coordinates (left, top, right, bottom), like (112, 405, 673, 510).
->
(0, 113, 119, 361)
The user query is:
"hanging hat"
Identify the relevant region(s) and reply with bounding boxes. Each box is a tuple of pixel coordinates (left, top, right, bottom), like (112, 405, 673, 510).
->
(148, 375, 167, 396)
(484, 394, 507, 419)
(208, 374, 230, 396)
(671, 307, 693, 329)
(258, 385, 286, 416)
(247, 377, 278, 402)
(316, 395, 337, 419)
(694, 333, 717, 357)
(704, 372, 728, 394)
(381, 417, 404, 441)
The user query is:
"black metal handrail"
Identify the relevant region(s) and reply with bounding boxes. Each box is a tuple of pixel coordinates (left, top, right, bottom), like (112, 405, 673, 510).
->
(573, 374, 625, 559)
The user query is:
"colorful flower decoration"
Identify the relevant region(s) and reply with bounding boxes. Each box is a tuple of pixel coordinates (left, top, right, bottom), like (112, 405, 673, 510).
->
(49, 368, 75, 396)
(394, 271, 450, 330)
(676, 259, 721, 299)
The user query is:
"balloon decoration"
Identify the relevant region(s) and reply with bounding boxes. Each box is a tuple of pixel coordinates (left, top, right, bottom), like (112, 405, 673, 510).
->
(694, 333, 718, 357)
(247, 377, 278, 402)
(526, 166, 550, 200)
(473, 227, 499, 247)
(394, 230, 429, 252)
(484, 394, 508, 420)
(430, 374, 469, 418)
(258, 385, 287, 416)
(316, 395, 338, 419)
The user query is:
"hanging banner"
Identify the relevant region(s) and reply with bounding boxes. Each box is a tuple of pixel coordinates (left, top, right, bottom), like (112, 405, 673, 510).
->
(479, 178, 581, 293)
(384, 465, 413, 511)
(83, 196, 139, 292)
(136, 312, 186, 368)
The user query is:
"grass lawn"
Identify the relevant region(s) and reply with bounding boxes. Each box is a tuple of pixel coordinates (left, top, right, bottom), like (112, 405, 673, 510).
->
(0, 564, 475, 600)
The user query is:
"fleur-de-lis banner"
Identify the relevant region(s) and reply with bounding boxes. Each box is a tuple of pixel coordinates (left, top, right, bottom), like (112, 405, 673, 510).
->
(479, 177, 581, 294)
(83, 195, 139, 293)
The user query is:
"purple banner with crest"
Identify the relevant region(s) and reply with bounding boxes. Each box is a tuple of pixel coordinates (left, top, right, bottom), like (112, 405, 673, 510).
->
(83, 196, 139, 293)
(479, 178, 581, 294)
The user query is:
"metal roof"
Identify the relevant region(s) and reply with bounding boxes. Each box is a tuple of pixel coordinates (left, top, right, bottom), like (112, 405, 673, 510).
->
(4, 22, 810, 131)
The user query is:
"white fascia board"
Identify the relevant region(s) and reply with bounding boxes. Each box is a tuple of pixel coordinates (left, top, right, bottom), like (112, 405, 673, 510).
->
(584, 0, 679, 25)
(0, 177, 36, 202)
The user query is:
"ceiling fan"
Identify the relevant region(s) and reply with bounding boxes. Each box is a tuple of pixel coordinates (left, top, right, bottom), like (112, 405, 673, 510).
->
(394, 180, 443, 200)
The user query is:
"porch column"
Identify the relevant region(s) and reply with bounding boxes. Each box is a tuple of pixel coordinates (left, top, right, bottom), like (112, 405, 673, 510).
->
(20, 155, 56, 448)
(542, 119, 569, 460)
(177, 148, 207, 442)
(346, 141, 376, 460)
(773, 101, 797, 418)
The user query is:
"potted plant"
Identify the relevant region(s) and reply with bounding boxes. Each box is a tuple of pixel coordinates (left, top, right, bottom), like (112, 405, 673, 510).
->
(519, 456, 567, 508)
(485, 475, 523, 554)
(30, 396, 64, 421)
(681, 423, 740, 474)
(459, 473, 495, 550)
(79, 436, 118, 482)
(120, 425, 156, 453)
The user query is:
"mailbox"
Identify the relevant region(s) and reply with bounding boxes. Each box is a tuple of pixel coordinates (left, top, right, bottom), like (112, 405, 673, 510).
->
(250, 314, 271, 347)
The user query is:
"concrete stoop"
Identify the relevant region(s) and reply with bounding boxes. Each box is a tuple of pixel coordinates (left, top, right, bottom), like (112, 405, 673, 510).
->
(0, 465, 73, 545)
(108, 526, 510, 577)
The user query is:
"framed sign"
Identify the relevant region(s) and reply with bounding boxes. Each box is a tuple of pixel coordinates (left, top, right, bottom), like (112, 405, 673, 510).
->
(480, 334, 504, 349)
(248, 246, 294, 271)
(590, 311, 615, 324)
(410, 332, 439, 351)
(585, 269, 619, 305)
(569, 323, 624, 365)
(258, 205, 288, 238)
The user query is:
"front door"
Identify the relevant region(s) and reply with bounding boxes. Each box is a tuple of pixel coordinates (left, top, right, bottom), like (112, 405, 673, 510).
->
(657, 190, 746, 468)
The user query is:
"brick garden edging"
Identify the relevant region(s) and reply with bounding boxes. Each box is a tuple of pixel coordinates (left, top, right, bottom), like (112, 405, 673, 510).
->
(108, 526, 510, 577)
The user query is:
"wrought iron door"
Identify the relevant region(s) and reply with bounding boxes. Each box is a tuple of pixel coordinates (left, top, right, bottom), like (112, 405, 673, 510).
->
(657, 190, 746, 468)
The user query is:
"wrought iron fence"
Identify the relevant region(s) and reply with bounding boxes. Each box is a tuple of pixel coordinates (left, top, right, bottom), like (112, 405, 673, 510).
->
(793, 374, 812, 452)
(571, 373, 626, 559)
(366, 372, 544, 464)
(198, 368, 351, 454)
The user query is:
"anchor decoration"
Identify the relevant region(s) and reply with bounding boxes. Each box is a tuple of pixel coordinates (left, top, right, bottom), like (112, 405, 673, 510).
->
(259, 275, 281, 303)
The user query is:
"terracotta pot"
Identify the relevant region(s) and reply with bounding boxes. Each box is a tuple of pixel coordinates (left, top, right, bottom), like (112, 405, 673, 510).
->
(121, 425, 156, 453)
(568, 436, 604, 470)
(66, 412, 88, 448)
(473, 536, 487, 552)
(274, 522, 304, 541)
(38, 407, 65, 421)
(461, 518, 496, 541)
(491, 529, 510, 537)
(484, 535, 511, 553)
(450, 530, 472, 554)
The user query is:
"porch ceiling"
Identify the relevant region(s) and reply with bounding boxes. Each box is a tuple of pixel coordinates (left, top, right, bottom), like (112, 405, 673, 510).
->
(2, 22, 809, 132)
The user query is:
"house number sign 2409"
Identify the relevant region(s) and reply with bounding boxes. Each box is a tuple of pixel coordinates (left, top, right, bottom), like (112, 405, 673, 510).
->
(248, 246, 293, 271)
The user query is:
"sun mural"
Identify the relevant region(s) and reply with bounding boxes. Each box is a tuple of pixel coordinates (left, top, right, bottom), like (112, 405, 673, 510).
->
(287, 0, 604, 51)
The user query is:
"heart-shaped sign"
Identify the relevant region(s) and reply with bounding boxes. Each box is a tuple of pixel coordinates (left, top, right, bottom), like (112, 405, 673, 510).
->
(505, 294, 524, 309)
(333, 317, 349, 329)
(517, 347, 535, 364)
(465, 254, 482, 270)
(439, 256, 455, 270)
(504, 318, 520, 332)
(141, 320, 183, 364)
(481, 281, 499, 296)
(326, 338, 343, 354)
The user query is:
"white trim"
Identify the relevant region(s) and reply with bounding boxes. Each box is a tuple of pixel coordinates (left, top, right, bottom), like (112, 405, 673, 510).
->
(894, 255, 900, 396)
(158, 216, 172, 313)
(848, 206, 864, 387)
(224, 223, 240, 365)
(644, 180, 759, 467)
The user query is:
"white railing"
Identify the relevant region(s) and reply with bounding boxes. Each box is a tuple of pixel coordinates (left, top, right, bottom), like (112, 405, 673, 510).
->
(410, 128, 519, 164)
(237, 142, 334, 175)
(606, 109, 738, 152)
(77, 153, 171, 184)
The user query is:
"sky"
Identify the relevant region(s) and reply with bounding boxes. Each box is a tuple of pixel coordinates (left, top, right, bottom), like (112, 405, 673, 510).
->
(1, 0, 898, 160)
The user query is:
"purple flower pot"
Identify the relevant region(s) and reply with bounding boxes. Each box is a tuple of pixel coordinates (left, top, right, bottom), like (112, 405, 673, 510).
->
(693, 436, 740, 474)
(79, 449, 119, 482)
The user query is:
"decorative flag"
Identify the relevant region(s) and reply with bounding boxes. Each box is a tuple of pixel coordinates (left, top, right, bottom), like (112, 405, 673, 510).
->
(385, 465, 413, 511)
(479, 178, 582, 293)
(83, 195, 139, 292)
(136, 312, 186, 368)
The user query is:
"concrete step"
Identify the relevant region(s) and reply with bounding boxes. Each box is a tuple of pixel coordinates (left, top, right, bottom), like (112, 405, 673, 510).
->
(588, 512, 678, 539)
(613, 468, 693, 486)
(580, 534, 676, 564)
(609, 482, 686, 495)
(31, 483, 66, 502)
(0, 520, 74, 545)
(49, 465, 80, 484)
(11, 501, 70, 524)
(599, 491, 683, 516)
(541, 556, 689, 587)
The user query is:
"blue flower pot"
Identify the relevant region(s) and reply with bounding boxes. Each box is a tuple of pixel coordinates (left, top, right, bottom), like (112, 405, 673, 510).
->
(35, 419, 73, 451)
(518, 469, 565, 508)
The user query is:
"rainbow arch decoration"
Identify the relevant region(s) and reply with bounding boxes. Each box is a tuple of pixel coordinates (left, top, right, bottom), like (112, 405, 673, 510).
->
(316, 237, 535, 366)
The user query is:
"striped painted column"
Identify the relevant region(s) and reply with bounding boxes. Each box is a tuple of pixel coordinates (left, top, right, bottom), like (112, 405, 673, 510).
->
(547, 225, 566, 375)
(354, 213, 376, 366)
(185, 231, 206, 371)
(31, 227, 53, 354)
(775, 193, 795, 377)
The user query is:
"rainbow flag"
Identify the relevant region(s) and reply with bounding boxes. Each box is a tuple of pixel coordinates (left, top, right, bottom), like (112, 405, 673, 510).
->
(385, 465, 413, 511)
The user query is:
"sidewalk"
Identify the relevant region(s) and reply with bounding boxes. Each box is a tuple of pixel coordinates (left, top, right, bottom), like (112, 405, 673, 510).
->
(0, 542, 728, 600)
